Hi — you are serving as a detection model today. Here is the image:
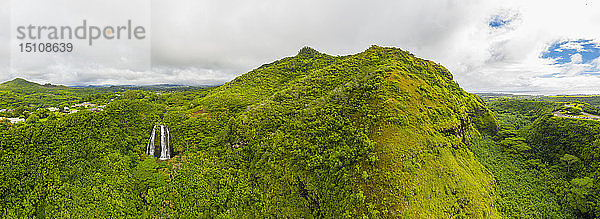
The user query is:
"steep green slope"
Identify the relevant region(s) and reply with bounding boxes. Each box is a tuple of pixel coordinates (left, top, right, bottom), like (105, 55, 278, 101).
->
(0, 46, 501, 218)
(166, 46, 500, 217)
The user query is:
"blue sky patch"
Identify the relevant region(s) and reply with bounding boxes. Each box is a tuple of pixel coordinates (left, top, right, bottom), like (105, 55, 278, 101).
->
(489, 15, 511, 28)
(488, 11, 519, 29)
(542, 39, 600, 65)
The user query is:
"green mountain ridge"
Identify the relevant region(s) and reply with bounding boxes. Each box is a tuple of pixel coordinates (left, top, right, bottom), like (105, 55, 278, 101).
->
(0, 46, 504, 217)
(178, 45, 500, 217)
(0, 78, 68, 90)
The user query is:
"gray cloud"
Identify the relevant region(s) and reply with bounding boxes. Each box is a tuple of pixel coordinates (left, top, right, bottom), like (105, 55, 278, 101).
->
(0, 0, 10, 77)
(151, 0, 484, 85)
(1, 0, 599, 94)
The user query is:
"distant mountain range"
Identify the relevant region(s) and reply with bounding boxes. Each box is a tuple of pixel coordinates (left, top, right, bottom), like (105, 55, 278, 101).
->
(0, 78, 211, 91)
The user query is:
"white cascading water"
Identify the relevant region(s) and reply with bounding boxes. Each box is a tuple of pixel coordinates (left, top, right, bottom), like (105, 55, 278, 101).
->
(159, 124, 171, 160)
(146, 124, 171, 160)
(165, 125, 170, 159)
(146, 125, 157, 156)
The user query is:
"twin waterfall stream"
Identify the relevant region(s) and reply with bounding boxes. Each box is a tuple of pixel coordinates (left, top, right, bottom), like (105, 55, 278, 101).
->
(146, 124, 171, 160)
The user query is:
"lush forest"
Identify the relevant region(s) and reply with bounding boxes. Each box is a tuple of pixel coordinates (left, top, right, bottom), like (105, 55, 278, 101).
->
(474, 95, 600, 218)
(1, 46, 599, 218)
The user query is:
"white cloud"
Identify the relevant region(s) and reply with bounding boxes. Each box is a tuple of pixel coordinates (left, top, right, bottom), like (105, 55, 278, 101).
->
(0, 0, 599, 94)
(592, 56, 600, 68)
(560, 41, 589, 52)
(424, 0, 600, 94)
(570, 53, 583, 64)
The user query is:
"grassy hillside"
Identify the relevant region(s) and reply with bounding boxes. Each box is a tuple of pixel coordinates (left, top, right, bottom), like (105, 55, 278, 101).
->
(165, 46, 501, 217)
(0, 46, 502, 217)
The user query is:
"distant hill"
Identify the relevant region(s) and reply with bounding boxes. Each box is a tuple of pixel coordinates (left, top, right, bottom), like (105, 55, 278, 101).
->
(0, 78, 68, 90)
(98, 84, 208, 91)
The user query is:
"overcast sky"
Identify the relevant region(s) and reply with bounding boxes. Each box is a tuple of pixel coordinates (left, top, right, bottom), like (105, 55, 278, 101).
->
(1, 0, 599, 94)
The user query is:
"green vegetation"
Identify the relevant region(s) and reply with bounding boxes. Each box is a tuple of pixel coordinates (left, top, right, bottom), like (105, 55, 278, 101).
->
(2, 46, 600, 218)
(526, 115, 600, 217)
(485, 98, 558, 129)
(188, 46, 500, 217)
(470, 136, 573, 218)
(0, 46, 502, 217)
(473, 95, 600, 218)
(0, 78, 100, 109)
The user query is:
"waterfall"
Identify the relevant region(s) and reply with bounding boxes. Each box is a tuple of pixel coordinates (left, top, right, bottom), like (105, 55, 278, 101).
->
(146, 123, 171, 160)
(146, 125, 157, 156)
(159, 124, 171, 160)
(166, 125, 170, 159)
